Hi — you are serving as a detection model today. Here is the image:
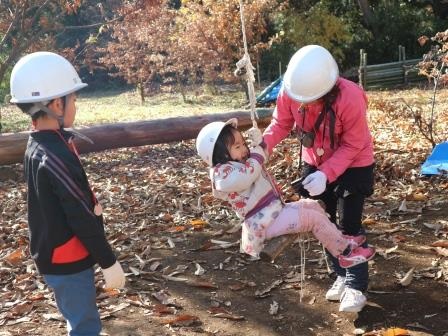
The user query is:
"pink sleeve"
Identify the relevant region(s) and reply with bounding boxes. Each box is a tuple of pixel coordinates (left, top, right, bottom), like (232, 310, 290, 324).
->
(318, 91, 370, 182)
(262, 89, 296, 154)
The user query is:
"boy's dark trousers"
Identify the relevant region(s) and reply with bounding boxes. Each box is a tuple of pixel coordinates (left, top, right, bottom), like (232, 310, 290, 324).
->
(298, 163, 375, 292)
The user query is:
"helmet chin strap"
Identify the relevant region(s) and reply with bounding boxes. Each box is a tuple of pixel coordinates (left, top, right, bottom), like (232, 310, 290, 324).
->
(33, 101, 65, 128)
(32, 99, 94, 144)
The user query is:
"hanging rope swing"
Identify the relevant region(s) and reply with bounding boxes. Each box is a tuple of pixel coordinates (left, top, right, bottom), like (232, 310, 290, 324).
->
(235, 1, 323, 303)
(235, 0, 258, 129)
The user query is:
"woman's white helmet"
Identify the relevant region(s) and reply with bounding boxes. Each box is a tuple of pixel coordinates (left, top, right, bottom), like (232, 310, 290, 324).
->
(10, 51, 87, 104)
(196, 118, 238, 166)
(283, 45, 339, 103)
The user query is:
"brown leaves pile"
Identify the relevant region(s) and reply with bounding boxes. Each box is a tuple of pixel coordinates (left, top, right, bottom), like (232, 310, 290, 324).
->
(1, 88, 448, 333)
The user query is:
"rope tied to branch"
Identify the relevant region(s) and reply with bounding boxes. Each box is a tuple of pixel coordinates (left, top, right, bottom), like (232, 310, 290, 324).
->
(235, 0, 258, 129)
(236, 1, 311, 301)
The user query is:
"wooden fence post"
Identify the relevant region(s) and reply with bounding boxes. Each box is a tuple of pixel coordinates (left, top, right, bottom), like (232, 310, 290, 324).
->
(399, 45, 409, 84)
(358, 45, 422, 89)
(358, 49, 367, 88)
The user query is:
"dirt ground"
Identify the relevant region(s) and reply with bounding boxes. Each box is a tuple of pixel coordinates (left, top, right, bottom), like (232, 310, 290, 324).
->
(1, 137, 447, 336)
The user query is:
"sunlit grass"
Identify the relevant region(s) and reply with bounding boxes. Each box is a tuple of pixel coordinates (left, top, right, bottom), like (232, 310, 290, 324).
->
(0, 86, 248, 133)
(2, 84, 447, 135)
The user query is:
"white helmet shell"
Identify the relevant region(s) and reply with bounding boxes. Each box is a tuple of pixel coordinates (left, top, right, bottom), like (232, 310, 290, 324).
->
(10, 51, 87, 103)
(196, 118, 238, 166)
(283, 45, 339, 103)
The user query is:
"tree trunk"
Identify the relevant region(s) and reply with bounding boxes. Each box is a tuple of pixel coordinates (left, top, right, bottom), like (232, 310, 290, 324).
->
(356, 0, 375, 30)
(240, 79, 249, 101)
(137, 82, 145, 104)
(178, 83, 187, 103)
(175, 73, 187, 103)
(431, 0, 448, 20)
(0, 109, 274, 165)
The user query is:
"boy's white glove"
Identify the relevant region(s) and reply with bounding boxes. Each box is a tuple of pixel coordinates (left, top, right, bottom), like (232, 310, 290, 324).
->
(246, 127, 263, 147)
(102, 261, 125, 289)
(302, 170, 327, 196)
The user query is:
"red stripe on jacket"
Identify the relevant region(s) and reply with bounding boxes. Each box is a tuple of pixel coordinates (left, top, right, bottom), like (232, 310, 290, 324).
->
(51, 236, 89, 264)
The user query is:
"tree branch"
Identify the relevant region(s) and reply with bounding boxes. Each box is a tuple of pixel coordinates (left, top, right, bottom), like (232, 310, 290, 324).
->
(31, 0, 51, 23)
(62, 15, 122, 30)
(0, 15, 18, 49)
(401, 98, 435, 147)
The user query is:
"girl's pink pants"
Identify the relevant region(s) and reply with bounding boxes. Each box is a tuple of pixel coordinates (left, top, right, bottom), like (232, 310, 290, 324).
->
(265, 199, 348, 257)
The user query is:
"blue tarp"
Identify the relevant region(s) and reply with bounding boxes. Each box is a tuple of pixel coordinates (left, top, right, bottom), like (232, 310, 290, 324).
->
(256, 76, 283, 106)
(421, 141, 448, 175)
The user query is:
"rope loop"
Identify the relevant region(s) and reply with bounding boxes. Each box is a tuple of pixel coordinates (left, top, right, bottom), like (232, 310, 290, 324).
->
(236, 0, 258, 129)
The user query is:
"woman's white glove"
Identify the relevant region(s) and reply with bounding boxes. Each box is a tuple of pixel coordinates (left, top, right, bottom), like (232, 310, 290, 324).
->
(246, 127, 263, 147)
(102, 261, 125, 289)
(302, 170, 327, 196)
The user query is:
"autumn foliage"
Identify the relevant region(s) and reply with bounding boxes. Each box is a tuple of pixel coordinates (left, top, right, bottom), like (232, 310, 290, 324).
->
(98, 0, 279, 101)
(0, 0, 83, 85)
(418, 30, 448, 84)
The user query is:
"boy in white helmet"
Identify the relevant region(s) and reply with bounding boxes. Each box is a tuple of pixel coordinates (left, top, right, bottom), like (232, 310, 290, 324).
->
(10, 51, 125, 336)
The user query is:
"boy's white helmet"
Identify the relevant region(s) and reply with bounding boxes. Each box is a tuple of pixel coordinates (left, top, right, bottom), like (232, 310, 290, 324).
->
(196, 118, 238, 166)
(10, 51, 87, 104)
(283, 45, 339, 103)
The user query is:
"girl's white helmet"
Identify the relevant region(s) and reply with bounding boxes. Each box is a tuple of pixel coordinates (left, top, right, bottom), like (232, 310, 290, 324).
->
(283, 45, 339, 103)
(10, 51, 87, 104)
(196, 118, 238, 166)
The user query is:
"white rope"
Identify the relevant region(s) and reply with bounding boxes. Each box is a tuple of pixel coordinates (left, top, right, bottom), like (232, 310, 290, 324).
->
(297, 233, 311, 302)
(238, 0, 309, 302)
(298, 237, 306, 302)
(237, 0, 258, 129)
(321, 243, 332, 274)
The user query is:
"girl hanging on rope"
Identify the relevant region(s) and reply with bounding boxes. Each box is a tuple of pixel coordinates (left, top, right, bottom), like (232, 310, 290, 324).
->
(196, 118, 375, 266)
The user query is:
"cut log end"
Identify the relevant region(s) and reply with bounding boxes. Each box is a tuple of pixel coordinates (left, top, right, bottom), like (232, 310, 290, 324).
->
(259, 234, 299, 262)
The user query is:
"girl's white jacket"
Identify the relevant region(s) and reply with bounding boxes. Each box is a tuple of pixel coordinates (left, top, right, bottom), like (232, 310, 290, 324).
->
(210, 146, 282, 257)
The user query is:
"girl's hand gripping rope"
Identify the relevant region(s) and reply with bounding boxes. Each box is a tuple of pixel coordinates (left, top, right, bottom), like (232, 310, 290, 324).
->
(246, 127, 263, 147)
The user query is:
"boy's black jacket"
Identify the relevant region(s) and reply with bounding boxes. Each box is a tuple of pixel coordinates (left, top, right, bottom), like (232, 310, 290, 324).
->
(24, 129, 116, 275)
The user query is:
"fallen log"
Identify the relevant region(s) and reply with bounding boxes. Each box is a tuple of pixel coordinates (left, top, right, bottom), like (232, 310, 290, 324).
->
(259, 234, 299, 262)
(0, 108, 273, 165)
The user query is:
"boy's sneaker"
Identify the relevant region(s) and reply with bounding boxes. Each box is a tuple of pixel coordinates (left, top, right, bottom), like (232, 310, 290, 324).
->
(343, 234, 366, 249)
(338, 246, 376, 269)
(339, 288, 367, 312)
(325, 276, 346, 301)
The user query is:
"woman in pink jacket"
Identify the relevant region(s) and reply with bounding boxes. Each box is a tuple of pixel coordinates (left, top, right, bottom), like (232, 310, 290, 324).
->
(261, 45, 375, 313)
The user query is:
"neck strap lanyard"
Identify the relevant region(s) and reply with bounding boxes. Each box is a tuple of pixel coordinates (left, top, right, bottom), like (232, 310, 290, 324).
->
(313, 104, 336, 150)
(50, 129, 103, 216)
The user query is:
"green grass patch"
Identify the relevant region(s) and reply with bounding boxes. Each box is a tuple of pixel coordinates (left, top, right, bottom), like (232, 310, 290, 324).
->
(0, 87, 248, 133)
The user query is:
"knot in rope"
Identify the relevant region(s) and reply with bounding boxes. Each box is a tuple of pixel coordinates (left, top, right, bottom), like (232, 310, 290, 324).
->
(235, 0, 258, 129)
